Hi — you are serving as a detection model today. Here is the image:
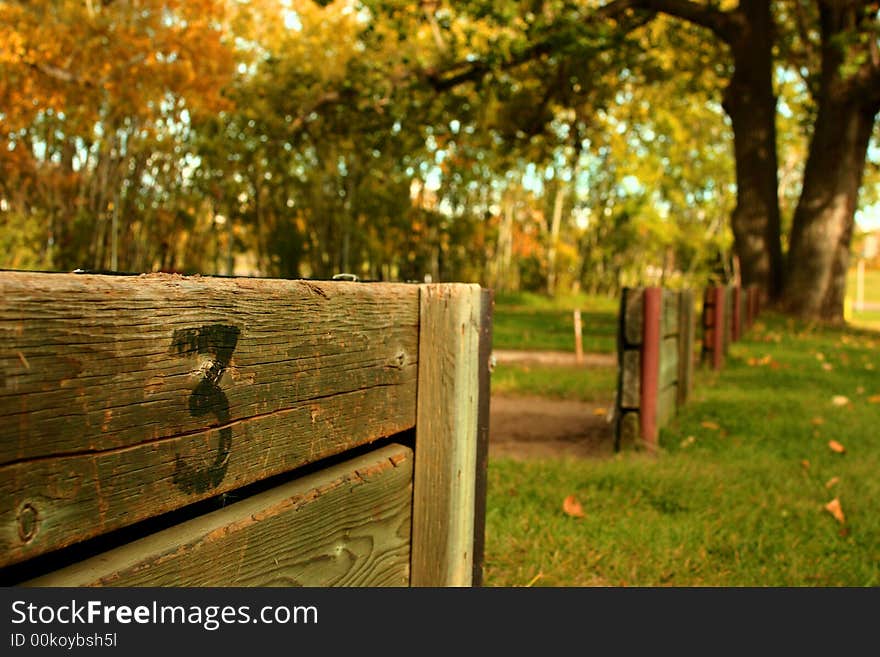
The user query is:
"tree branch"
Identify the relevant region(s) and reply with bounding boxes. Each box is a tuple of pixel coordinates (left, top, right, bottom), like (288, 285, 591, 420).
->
(421, 8, 653, 92)
(600, 0, 735, 43)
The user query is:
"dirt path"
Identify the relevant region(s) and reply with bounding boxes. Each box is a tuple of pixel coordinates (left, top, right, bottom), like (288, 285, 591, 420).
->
(489, 394, 616, 459)
(492, 349, 616, 368)
(488, 349, 618, 460)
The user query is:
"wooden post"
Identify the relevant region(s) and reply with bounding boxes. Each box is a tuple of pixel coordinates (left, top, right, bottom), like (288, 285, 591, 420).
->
(677, 289, 695, 407)
(713, 285, 725, 370)
(411, 283, 482, 587)
(640, 287, 662, 448)
(732, 285, 742, 342)
(573, 309, 584, 364)
(471, 288, 493, 587)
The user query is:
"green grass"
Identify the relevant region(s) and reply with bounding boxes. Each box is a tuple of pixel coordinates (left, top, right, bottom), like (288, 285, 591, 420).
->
(484, 314, 880, 586)
(493, 291, 619, 353)
(491, 363, 618, 403)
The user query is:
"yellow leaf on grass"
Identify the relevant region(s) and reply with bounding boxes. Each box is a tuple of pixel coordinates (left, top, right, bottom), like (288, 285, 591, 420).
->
(801, 459, 810, 470)
(811, 417, 825, 425)
(824, 498, 845, 524)
(868, 394, 880, 404)
(593, 407, 607, 416)
(828, 440, 846, 454)
(562, 495, 585, 518)
(701, 421, 720, 431)
(680, 436, 696, 448)
(825, 477, 840, 489)
(831, 395, 850, 407)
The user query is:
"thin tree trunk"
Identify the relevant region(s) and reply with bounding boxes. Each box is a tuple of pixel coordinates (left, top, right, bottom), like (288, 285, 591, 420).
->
(546, 179, 566, 296)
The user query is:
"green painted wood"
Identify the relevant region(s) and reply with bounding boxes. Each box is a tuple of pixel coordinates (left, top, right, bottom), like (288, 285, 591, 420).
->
(24, 443, 414, 587)
(0, 271, 419, 567)
(411, 284, 482, 587)
(661, 289, 680, 337)
(659, 336, 679, 390)
(656, 384, 678, 430)
(621, 349, 641, 408)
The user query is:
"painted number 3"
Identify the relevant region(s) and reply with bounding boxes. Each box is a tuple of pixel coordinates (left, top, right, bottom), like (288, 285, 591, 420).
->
(170, 325, 241, 494)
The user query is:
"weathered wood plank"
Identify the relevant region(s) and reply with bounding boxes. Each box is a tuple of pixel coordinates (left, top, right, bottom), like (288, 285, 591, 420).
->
(0, 272, 419, 567)
(661, 289, 680, 337)
(622, 288, 643, 347)
(411, 284, 482, 587)
(640, 287, 662, 448)
(616, 410, 640, 451)
(677, 289, 695, 407)
(656, 383, 678, 429)
(24, 443, 414, 587)
(723, 285, 733, 354)
(621, 349, 641, 408)
(659, 335, 679, 390)
(472, 288, 493, 587)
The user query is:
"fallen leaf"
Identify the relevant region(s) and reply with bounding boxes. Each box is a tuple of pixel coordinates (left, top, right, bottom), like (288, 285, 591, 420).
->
(821, 363, 833, 371)
(855, 386, 863, 394)
(700, 421, 720, 431)
(815, 352, 825, 361)
(811, 417, 825, 426)
(801, 459, 810, 470)
(825, 477, 840, 489)
(824, 498, 845, 524)
(831, 395, 850, 407)
(866, 363, 875, 371)
(828, 440, 846, 454)
(868, 394, 880, 404)
(593, 407, 607, 416)
(562, 495, 585, 518)
(680, 436, 696, 448)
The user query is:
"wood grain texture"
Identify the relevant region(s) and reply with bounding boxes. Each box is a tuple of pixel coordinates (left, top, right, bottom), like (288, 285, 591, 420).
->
(411, 284, 482, 587)
(0, 272, 419, 567)
(24, 443, 414, 587)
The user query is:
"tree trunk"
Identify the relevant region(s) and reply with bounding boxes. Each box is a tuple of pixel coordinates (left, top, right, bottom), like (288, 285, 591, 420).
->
(546, 180, 566, 296)
(783, 4, 880, 321)
(722, 0, 784, 303)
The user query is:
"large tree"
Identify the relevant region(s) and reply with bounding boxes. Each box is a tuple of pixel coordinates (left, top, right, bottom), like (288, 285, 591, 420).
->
(603, 0, 879, 320)
(782, 0, 880, 319)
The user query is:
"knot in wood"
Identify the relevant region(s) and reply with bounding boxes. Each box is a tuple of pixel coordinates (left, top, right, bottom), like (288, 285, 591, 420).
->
(17, 503, 39, 542)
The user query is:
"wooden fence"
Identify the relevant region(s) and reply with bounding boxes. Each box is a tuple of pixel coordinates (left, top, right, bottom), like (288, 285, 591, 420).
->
(616, 283, 761, 450)
(615, 287, 696, 450)
(701, 284, 761, 369)
(0, 271, 492, 587)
